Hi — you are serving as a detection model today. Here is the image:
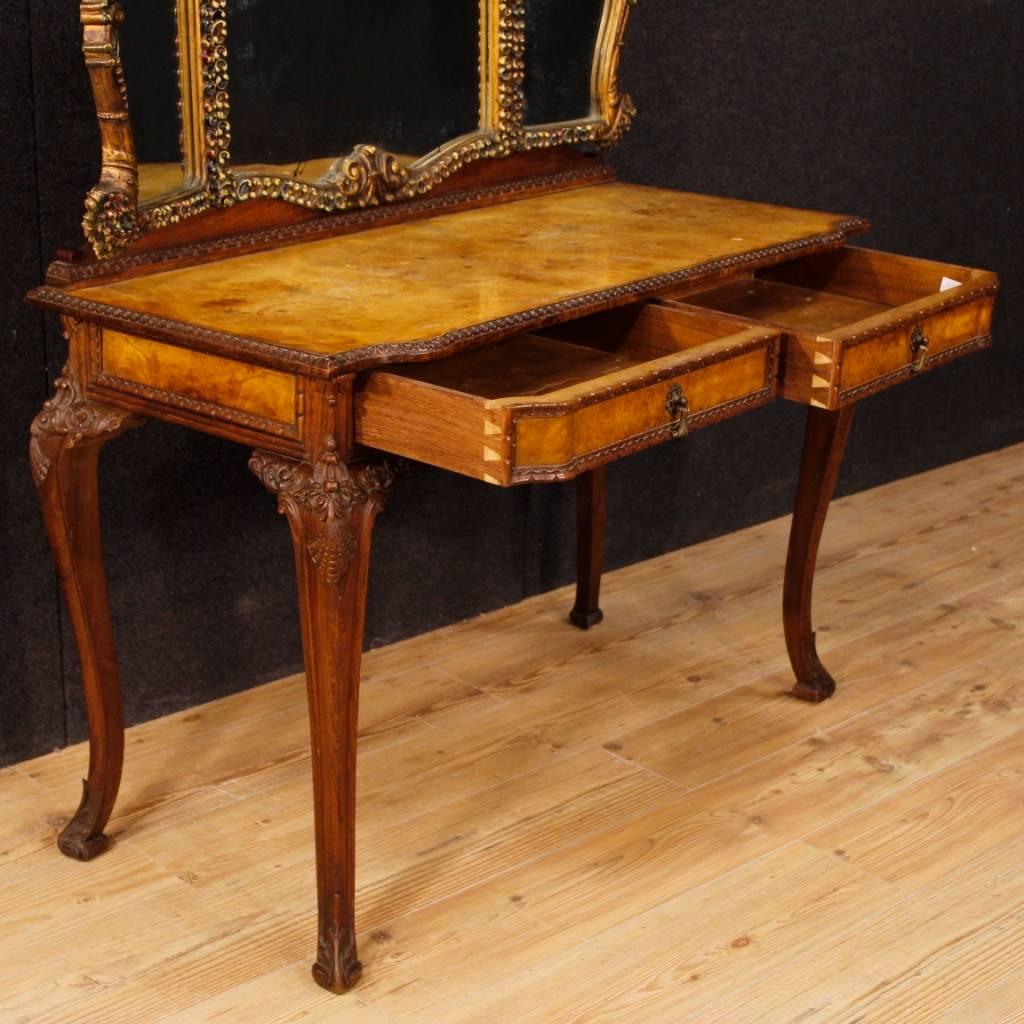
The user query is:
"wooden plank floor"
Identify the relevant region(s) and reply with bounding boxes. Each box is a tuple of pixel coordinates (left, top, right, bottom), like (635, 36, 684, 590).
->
(2, 442, 1023, 1024)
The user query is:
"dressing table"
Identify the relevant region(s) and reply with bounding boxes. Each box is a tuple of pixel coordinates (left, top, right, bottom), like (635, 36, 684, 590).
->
(26, 0, 998, 994)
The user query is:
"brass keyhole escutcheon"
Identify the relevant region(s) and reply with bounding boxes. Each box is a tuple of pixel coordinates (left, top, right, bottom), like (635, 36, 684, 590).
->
(666, 383, 690, 438)
(909, 324, 930, 372)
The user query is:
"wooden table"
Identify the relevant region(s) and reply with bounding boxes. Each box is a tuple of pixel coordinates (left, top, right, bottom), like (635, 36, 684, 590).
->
(27, 169, 997, 992)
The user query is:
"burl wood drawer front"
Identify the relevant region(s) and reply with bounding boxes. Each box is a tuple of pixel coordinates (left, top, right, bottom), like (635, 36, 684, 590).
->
(356, 304, 779, 485)
(94, 330, 302, 442)
(664, 247, 998, 409)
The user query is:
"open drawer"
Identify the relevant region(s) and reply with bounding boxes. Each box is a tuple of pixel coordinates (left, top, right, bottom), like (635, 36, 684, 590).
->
(660, 246, 998, 409)
(355, 304, 779, 485)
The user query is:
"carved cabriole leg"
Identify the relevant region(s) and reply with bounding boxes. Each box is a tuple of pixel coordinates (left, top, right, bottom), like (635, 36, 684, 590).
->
(250, 439, 397, 993)
(784, 405, 855, 702)
(30, 361, 141, 859)
(569, 466, 607, 629)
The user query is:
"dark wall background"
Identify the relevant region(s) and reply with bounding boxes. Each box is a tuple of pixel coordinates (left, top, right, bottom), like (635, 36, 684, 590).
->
(2, 0, 1020, 766)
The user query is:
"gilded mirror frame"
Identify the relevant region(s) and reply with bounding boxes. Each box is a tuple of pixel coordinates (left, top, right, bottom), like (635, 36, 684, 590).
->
(523, 0, 637, 149)
(80, 0, 637, 259)
(82, 0, 231, 257)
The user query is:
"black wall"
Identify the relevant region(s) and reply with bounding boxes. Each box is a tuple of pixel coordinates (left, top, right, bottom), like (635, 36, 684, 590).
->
(2, 1, 1020, 766)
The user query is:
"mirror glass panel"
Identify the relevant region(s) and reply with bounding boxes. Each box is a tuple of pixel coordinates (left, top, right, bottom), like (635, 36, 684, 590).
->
(524, 0, 606, 125)
(227, 0, 482, 183)
(81, 0, 638, 257)
(120, 1, 186, 203)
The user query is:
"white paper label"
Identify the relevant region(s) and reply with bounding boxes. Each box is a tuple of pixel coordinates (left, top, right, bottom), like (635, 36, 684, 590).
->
(940, 276, 962, 292)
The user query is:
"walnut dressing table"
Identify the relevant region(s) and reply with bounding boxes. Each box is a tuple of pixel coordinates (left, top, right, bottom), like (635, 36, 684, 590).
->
(25, 0, 998, 994)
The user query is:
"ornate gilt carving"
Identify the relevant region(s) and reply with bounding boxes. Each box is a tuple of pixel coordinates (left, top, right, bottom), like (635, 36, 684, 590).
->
(596, 0, 639, 145)
(80, 0, 141, 258)
(323, 146, 411, 206)
(237, 145, 415, 211)
(80, 0, 233, 251)
(494, 0, 527, 146)
(29, 360, 140, 488)
(83, 185, 142, 261)
(137, 0, 232, 233)
(524, 0, 638, 150)
(249, 440, 397, 586)
(199, 0, 234, 202)
(79, 0, 637, 252)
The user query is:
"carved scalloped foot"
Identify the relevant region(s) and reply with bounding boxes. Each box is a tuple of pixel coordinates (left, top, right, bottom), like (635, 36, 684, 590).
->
(56, 783, 113, 861)
(58, 824, 112, 861)
(791, 667, 837, 703)
(312, 956, 362, 993)
(312, 939, 363, 993)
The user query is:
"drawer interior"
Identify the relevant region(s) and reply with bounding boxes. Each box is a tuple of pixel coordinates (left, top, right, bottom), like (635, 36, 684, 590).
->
(667, 277, 891, 333)
(384, 303, 755, 401)
(662, 246, 985, 334)
(357, 301, 779, 484)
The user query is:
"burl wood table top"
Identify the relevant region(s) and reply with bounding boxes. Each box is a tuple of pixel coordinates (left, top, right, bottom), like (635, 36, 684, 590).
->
(53, 183, 866, 373)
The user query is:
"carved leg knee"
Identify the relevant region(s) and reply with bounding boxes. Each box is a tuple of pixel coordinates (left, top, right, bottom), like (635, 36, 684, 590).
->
(31, 362, 140, 859)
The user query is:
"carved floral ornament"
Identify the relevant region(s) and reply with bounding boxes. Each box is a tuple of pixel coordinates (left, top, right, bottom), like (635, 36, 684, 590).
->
(79, 0, 639, 258)
(29, 364, 139, 487)
(249, 440, 398, 587)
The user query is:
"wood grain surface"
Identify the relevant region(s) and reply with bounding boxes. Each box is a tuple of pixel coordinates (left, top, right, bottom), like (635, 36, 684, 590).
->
(669, 246, 998, 409)
(356, 310, 778, 485)
(67, 183, 864, 366)
(1, 442, 1021, 1022)
(102, 331, 299, 425)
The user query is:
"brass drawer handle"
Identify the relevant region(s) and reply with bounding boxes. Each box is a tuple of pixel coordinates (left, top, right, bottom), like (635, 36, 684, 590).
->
(909, 324, 930, 372)
(666, 383, 690, 438)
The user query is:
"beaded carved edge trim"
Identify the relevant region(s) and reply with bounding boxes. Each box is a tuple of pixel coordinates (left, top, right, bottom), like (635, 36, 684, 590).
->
(29, 216, 869, 379)
(840, 285, 1000, 346)
(501, 332, 777, 419)
(509, 387, 775, 484)
(341, 217, 869, 371)
(91, 372, 302, 439)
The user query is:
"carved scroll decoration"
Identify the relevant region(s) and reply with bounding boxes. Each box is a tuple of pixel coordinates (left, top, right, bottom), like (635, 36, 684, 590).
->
(30, 357, 140, 488)
(249, 440, 398, 586)
(524, 0, 638, 151)
(595, 0, 639, 145)
(80, 1, 141, 258)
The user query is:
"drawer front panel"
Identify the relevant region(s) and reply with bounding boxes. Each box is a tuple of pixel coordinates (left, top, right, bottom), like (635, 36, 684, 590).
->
(669, 247, 998, 410)
(838, 295, 995, 400)
(98, 330, 300, 435)
(511, 346, 771, 481)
